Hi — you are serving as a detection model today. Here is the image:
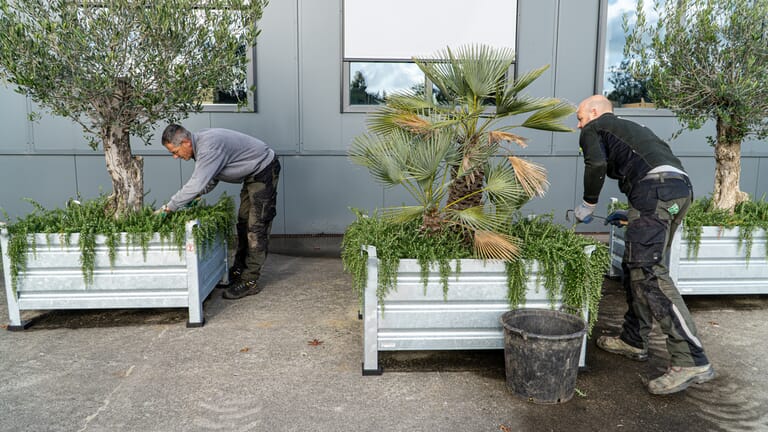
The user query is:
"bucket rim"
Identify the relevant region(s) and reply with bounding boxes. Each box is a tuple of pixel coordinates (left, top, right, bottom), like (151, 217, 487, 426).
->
(499, 308, 586, 341)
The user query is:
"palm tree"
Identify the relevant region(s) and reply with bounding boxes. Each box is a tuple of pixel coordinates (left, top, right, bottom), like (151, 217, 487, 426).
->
(349, 44, 575, 261)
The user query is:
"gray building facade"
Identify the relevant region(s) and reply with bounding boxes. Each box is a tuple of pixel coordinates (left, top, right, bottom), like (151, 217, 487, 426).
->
(1, 0, 766, 234)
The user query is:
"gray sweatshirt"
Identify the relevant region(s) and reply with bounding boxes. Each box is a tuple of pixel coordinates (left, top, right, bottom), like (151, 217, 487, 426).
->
(166, 128, 275, 210)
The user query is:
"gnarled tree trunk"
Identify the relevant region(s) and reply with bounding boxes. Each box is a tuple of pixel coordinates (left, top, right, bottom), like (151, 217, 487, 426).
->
(102, 125, 144, 217)
(711, 117, 749, 212)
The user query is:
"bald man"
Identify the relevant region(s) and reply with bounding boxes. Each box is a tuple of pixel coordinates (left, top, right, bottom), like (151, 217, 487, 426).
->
(575, 95, 715, 395)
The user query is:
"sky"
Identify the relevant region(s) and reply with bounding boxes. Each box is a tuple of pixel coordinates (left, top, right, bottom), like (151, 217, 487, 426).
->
(603, 0, 660, 92)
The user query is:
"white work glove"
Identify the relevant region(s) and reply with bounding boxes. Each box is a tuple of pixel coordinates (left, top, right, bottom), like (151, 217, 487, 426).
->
(574, 201, 596, 224)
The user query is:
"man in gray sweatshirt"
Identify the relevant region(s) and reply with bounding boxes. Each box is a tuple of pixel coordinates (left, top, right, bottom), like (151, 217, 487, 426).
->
(158, 124, 280, 300)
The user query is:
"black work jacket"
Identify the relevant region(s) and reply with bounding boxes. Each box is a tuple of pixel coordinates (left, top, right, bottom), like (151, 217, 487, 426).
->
(579, 113, 684, 204)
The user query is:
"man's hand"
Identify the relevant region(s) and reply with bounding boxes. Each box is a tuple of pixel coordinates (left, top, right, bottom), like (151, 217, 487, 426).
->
(183, 196, 202, 209)
(604, 210, 628, 227)
(574, 201, 596, 224)
(153, 205, 171, 219)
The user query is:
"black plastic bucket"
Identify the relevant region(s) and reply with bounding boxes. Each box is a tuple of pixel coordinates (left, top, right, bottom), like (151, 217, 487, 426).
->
(500, 308, 587, 404)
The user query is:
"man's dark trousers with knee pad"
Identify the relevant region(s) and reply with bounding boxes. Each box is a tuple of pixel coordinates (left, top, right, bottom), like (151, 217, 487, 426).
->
(618, 173, 709, 368)
(232, 158, 281, 283)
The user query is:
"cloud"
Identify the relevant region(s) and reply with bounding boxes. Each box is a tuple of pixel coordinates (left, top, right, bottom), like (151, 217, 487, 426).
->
(350, 62, 423, 95)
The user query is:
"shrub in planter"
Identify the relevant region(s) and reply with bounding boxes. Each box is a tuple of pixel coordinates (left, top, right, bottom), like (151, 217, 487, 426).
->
(342, 212, 609, 331)
(2, 195, 235, 289)
(607, 196, 768, 295)
(0, 195, 235, 328)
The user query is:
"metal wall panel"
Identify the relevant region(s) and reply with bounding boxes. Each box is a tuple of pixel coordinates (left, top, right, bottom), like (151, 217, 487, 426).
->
(0, 156, 78, 220)
(0, 0, 765, 236)
(282, 155, 380, 233)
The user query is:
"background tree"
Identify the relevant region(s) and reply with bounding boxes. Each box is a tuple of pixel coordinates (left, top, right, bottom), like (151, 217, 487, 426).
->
(625, 0, 768, 212)
(0, 0, 268, 217)
(605, 59, 652, 106)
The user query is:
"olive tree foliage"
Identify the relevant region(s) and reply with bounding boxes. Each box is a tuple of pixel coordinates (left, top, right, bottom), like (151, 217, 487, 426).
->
(0, 0, 268, 217)
(625, 0, 768, 212)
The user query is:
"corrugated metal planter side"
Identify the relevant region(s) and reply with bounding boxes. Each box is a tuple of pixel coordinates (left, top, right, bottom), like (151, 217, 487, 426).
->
(0, 220, 227, 329)
(361, 246, 591, 375)
(609, 226, 768, 295)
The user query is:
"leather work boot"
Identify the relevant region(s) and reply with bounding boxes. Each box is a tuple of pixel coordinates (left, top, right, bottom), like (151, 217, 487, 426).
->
(596, 335, 649, 361)
(222, 280, 262, 300)
(648, 364, 716, 395)
(216, 266, 244, 288)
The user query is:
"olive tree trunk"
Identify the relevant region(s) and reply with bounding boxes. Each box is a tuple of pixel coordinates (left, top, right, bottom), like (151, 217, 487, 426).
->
(711, 117, 749, 211)
(102, 125, 144, 217)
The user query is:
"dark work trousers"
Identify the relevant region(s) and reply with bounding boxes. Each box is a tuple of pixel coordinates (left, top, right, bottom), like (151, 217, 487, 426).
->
(619, 175, 709, 367)
(234, 158, 281, 283)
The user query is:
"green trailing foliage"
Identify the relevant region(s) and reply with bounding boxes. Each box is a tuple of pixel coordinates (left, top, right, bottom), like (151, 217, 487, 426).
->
(683, 196, 768, 260)
(341, 211, 608, 332)
(1, 195, 235, 291)
(506, 215, 609, 332)
(341, 209, 471, 306)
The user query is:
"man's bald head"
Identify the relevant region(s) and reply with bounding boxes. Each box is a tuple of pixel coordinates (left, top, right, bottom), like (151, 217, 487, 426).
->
(576, 95, 614, 129)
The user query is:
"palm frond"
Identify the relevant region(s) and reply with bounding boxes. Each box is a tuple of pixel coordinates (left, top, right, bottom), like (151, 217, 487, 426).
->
(520, 101, 576, 132)
(473, 230, 521, 261)
(408, 130, 458, 182)
(444, 206, 511, 233)
(348, 132, 411, 185)
(489, 130, 528, 148)
(497, 95, 560, 116)
(484, 160, 529, 207)
(508, 156, 549, 197)
(367, 95, 434, 136)
(415, 44, 515, 103)
(379, 205, 427, 224)
(509, 64, 550, 95)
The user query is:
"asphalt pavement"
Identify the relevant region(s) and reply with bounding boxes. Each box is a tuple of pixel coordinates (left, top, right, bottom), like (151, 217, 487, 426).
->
(1, 250, 767, 432)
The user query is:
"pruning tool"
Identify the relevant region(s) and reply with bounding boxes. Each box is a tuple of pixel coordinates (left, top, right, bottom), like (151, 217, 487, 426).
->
(565, 209, 628, 226)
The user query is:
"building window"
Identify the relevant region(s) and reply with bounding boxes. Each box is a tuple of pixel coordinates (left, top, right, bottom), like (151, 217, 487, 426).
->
(342, 0, 518, 112)
(200, 45, 256, 112)
(600, 0, 661, 108)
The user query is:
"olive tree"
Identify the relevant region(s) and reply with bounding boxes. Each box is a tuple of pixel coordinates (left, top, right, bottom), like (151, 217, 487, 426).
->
(0, 0, 268, 217)
(625, 0, 768, 212)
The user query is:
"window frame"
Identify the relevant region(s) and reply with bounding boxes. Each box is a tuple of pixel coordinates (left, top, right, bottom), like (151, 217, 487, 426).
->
(596, 0, 673, 115)
(201, 45, 258, 113)
(341, 0, 519, 113)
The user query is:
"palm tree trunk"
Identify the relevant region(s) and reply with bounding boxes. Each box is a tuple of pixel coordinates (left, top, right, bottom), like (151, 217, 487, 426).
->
(711, 117, 748, 212)
(102, 125, 144, 217)
(448, 165, 485, 211)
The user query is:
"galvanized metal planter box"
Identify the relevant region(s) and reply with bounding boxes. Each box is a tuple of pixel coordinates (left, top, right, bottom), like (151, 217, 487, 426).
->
(608, 226, 768, 295)
(361, 246, 591, 375)
(1, 220, 227, 330)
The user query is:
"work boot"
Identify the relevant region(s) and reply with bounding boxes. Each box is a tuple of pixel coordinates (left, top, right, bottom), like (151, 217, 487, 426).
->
(222, 280, 262, 300)
(648, 364, 716, 395)
(216, 265, 244, 288)
(596, 335, 648, 361)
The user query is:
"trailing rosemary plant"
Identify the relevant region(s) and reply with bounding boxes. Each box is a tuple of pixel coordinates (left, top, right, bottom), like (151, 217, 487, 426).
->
(683, 196, 768, 260)
(1, 195, 235, 291)
(341, 211, 608, 332)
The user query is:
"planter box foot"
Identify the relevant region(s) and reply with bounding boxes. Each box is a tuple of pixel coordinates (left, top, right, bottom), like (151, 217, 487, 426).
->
(362, 363, 383, 376)
(358, 311, 362, 320)
(7, 321, 33, 331)
(186, 318, 205, 328)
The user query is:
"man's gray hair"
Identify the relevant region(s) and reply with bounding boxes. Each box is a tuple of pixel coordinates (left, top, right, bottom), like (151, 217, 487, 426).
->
(161, 124, 192, 147)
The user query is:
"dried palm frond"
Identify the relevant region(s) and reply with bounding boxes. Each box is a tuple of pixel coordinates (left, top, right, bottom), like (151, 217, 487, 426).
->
(508, 156, 549, 197)
(489, 130, 528, 148)
(473, 230, 521, 261)
(394, 114, 432, 135)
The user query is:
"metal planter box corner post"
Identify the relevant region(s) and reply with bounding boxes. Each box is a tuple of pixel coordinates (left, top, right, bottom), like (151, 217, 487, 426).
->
(361, 245, 593, 375)
(1, 220, 227, 330)
(609, 226, 768, 295)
